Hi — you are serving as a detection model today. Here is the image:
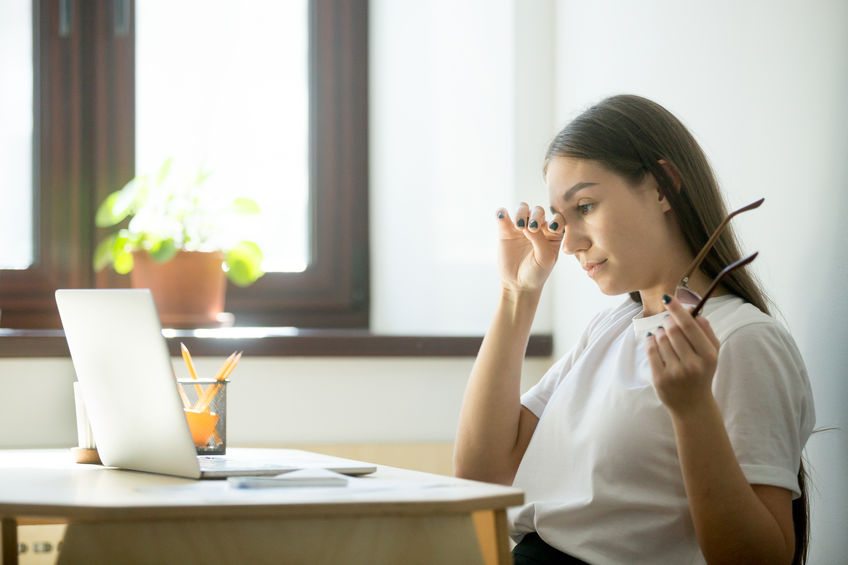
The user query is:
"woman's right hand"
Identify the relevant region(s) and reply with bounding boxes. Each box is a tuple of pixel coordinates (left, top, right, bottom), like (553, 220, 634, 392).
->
(496, 202, 564, 293)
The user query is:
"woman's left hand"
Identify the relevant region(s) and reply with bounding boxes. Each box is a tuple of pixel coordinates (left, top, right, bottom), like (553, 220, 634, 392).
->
(646, 295, 721, 414)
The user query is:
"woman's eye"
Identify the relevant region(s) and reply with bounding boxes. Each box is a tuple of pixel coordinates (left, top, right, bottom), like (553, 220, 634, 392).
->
(577, 203, 594, 215)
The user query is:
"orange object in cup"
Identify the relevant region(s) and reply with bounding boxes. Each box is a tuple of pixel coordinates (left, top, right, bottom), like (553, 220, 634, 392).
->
(184, 409, 219, 448)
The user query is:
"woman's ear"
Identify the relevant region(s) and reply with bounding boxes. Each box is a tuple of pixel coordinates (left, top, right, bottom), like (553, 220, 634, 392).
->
(658, 159, 682, 191)
(653, 159, 681, 213)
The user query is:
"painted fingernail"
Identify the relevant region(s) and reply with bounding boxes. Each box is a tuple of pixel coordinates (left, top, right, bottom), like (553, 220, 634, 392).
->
(516, 218, 525, 228)
(662, 294, 672, 304)
(646, 331, 653, 338)
(549, 222, 559, 231)
(529, 220, 538, 229)
(497, 212, 505, 219)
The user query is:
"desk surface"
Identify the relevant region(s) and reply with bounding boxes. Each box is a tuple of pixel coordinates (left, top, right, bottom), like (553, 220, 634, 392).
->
(0, 448, 523, 521)
(1, 448, 523, 565)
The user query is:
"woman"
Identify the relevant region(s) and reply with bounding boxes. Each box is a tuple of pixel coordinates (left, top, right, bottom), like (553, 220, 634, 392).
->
(454, 95, 815, 564)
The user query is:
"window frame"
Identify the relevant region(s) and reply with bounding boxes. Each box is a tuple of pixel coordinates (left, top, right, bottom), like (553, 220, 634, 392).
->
(0, 0, 369, 330)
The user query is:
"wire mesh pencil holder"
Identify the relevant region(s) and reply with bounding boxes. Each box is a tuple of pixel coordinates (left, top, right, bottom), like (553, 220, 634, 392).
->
(178, 379, 228, 455)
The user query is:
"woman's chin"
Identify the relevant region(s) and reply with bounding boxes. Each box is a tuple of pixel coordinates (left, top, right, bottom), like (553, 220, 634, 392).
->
(595, 281, 631, 297)
(591, 279, 613, 295)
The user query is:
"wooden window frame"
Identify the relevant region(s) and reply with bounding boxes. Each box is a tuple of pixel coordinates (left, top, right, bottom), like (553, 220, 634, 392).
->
(0, 0, 369, 330)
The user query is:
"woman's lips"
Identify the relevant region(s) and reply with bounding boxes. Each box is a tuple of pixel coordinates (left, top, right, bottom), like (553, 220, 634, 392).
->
(583, 259, 607, 279)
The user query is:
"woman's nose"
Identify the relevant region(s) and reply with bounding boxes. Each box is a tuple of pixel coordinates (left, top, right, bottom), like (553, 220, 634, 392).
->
(561, 225, 589, 255)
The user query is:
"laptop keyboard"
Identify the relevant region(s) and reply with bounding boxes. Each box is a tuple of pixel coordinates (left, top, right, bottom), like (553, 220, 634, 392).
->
(197, 456, 292, 472)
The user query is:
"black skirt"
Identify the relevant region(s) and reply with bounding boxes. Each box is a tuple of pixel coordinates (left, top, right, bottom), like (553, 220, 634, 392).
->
(512, 532, 590, 565)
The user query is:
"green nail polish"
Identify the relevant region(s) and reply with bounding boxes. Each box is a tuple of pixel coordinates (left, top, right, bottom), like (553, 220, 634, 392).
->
(549, 222, 559, 231)
(529, 220, 538, 229)
(516, 218, 525, 228)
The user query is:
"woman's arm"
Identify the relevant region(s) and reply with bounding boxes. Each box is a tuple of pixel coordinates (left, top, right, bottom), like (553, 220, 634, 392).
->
(668, 398, 795, 564)
(453, 203, 561, 484)
(646, 296, 795, 564)
(454, 288, 542, 484)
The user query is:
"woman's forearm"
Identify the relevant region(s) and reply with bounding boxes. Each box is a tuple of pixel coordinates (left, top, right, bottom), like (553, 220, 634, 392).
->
(453, 288, 541, 483)
(670, 398, 794, 565)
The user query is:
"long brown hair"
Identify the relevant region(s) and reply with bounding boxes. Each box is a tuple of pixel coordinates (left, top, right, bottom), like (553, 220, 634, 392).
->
(545, 94, 809, 563)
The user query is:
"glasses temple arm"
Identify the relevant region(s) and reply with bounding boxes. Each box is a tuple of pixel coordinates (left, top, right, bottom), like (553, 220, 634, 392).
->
(690, 251, 759, 317)
(680, 197, 765, 283)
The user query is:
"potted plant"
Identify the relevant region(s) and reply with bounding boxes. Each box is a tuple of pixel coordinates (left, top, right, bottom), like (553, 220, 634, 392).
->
(93, 158, 264, 326)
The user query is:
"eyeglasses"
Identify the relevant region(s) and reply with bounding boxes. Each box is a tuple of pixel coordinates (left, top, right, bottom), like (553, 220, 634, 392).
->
(674, 197, 764, 316)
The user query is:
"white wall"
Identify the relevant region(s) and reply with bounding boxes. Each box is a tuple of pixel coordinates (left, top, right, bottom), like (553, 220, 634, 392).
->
(551, 1, 848, 562)
(0, 356, 549, 448)
(370, 0, 556, 335)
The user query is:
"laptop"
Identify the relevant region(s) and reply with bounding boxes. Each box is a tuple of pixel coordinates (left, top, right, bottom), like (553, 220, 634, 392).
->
(55, 288, 376, 479)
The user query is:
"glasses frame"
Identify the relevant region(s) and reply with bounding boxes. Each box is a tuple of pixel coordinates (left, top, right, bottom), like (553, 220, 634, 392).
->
(675, 197, 764, 316)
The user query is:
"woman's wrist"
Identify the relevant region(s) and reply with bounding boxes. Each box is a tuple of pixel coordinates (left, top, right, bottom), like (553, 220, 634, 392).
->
(666, 391, 720, 428)
(496, 287, 543, 330)
(500, 286, 543, 309)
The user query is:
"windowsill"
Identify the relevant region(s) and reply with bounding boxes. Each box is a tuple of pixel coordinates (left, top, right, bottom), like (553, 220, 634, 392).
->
(0, 328, 553, 358)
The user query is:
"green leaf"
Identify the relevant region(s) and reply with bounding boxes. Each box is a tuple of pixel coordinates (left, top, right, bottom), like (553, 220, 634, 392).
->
(113, 248, 134, 274)
(231, 197, 261, 215)
(95, 176, 146, 227)
(225, 241, 264, 286)
(93, 235, 117, 271)
(114, 228, 134, 249)
(155, 157, 174, 186)
(94, 192, 122, 227)
(150, 239, 178, 262)
(233, 240, 263, 263)
(194, 168, 213, 186)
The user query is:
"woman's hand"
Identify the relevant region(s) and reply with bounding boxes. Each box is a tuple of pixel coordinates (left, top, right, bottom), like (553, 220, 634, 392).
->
(646, 295, 721, 414)
(496, 202, 564, 293)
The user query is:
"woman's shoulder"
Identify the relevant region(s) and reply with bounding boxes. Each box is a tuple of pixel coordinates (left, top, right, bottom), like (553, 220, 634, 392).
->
(708, 296, 803, 362)
(707, 296, 784, 338)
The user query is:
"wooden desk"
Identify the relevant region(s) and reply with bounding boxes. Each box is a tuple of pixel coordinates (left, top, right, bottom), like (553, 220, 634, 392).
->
(0, 449, 522, 565)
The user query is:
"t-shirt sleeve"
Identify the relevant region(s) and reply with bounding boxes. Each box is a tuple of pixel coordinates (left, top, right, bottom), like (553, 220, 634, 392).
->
(712, 320, 816, 498)
(520, 305, 619, 418)
(520, 354, 571, 418)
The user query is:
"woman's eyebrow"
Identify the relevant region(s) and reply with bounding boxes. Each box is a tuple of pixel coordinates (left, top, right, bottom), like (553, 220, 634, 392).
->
(562, 182, 598, 201)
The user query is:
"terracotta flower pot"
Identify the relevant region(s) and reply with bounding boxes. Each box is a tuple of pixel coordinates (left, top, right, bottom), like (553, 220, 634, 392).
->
(130, 250, 227, 327)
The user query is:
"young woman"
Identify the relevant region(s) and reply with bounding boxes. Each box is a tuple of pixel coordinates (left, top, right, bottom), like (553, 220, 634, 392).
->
(454, 95, 815, 564)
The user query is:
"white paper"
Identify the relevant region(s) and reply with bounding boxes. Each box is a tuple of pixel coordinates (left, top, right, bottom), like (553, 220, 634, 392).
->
(228, 468, 349, 489)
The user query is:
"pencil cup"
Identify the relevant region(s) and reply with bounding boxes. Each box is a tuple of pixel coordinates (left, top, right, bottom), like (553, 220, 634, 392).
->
(177, 379, 228, 455)
(71, 381, 101, 464)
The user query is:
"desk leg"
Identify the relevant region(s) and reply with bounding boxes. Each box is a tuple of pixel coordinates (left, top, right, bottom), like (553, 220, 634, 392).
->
(59, 514, 487, 565)
(491, 509, 511, 564)
(1, 519, 18, 565)
(472, 509, 512, 565)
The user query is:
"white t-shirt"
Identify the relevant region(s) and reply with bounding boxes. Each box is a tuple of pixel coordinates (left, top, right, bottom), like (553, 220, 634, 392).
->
(509, 295, 815, 565)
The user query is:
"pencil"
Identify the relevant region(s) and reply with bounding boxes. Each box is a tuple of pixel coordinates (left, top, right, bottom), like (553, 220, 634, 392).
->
(195, 352, 234, 410)
(180, 343, 204, 398)
(220, 351, 242, 380)
(212, 352, 237, 382)
(175, 375, 191, 409)
(194, 351, 240, 411)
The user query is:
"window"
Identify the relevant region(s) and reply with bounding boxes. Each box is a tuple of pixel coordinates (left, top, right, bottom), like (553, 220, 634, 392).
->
(0, 0, 369, 329)
(0, 1, 34, 271)
(135, 1, 310, 273)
